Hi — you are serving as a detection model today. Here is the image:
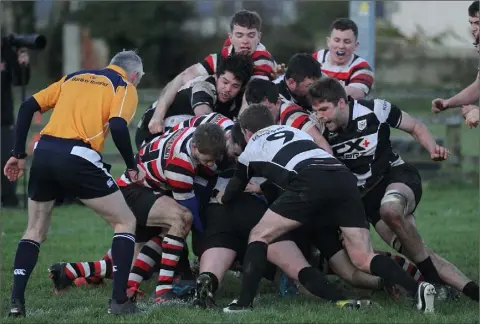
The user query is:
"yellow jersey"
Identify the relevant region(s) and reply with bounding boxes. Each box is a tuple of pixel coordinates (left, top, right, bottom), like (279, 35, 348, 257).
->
(32, 64, 138, 152)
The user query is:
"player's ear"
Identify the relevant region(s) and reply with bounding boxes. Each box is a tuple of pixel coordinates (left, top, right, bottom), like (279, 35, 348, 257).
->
(286, 77, 296, 89)
(258, 31, 262, 41)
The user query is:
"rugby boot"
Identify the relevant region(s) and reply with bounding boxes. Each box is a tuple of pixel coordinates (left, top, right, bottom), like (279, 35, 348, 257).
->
(433, 284, 461, 301)
(154, 290, 188, 306)
(193, 273, 217, 309)
(223, 299, 253, 313)
(74, 276, 105, 288)
(416, 282, 436, 313)
(109, 298, 138, 315)
(127, 285, 145, 300)
(8, 299, 25, 317)
(172, 278, 196, 299)
(279, 272, 299, 297)
(48, 262, 74, 294)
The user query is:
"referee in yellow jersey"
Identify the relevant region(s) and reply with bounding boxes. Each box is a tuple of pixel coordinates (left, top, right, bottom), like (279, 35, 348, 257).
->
(4, 50, 145, 316)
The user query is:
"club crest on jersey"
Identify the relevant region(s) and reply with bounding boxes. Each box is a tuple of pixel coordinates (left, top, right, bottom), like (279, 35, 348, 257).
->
(357, 120, 367, 131)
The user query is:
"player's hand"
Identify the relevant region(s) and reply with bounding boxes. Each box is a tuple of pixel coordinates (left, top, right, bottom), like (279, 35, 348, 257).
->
(245, 182, 262, 194)
(3, 157, 26, 182)
(17, 48, 29, 65)
(148, 117, 165, 135)
(127, 167, 145, 184)
(431, 98, 449, 114)
(462, 105, 479, 128)
(270, 63, 286, 79)
(430, 145, 450, 161)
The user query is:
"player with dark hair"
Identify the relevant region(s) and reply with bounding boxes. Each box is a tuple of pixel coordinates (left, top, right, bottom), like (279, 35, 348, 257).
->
(135, 54, 253, 148)
(312, 18, 374, 99)
(245, 78, 331, 153)
(432, 1, 479, 128)
(309, 77, 479, 302)
(218, 103, 436, 313)
(148, 9, 277, 135)
(274, 53, 322, 111)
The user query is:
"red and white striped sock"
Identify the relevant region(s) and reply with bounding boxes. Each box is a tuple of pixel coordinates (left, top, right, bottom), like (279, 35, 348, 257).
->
(128, 235, 163, 289)
(155, 235, 184, 297)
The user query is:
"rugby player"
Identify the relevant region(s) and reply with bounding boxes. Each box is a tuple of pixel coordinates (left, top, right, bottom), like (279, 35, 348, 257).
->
(308, 77, 480, 302)
(431, 1, 479, 114)
(244, 78, 331, 153)
(5, 50, 145, 316)
(312, 18, 374, 99)
(49, 114, 243, 300)
(149, 9, 276, 134)
(135, 54, 253, 149)
(273, 53, 322, 111)
(194, 187, 372, 310)
(218, 104, 436, 313)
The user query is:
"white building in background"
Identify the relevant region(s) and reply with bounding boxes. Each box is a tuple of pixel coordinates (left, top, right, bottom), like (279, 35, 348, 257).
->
(386, 1, 474, 50)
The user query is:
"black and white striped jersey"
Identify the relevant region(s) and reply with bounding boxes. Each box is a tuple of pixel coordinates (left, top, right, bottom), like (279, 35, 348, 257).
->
(324, 98, 404, 189)
(222, 125, 345, 203)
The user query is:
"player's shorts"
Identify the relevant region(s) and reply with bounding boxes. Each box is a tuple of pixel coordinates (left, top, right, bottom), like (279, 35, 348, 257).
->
(28, 135, 118, 201)
(269, 166, 369, 229)
(362, 162, 422, 226)
(120, 184, 167, 227)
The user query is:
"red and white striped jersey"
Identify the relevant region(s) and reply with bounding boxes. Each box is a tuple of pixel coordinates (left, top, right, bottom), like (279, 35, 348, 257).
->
(168, 113, 234, 134)
(116, 127, 199, 201)
(312, 49, 374, 95)
(200, 41, 275, 81)
(279, 97, 322, 133)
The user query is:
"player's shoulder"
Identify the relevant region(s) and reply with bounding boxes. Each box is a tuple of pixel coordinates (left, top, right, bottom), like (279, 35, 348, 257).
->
(349, 54, 372, 69)
(251, 43, 274, 60)
(312, 49, 328, 63)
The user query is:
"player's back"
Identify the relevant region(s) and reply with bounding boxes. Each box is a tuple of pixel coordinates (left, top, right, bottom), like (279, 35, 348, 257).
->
(39, 65, 137, 152)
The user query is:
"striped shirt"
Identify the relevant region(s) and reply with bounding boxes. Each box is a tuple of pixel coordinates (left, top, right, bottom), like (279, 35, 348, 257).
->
(117, 127, 199, 201)
(312, 49, 374, 95)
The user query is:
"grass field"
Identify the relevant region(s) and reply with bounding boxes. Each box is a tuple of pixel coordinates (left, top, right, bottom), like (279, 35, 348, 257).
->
(1, 183, 479, 323)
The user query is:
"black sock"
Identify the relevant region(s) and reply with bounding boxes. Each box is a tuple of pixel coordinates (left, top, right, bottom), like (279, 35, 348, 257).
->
(298, 267, 347, 301)
(370, 254, 418, 294)
(462, 281, 479, 301)
(416, 257, 443, 284)
(111, 232, 136, 303)
(201, 272, 219, 293)
(177, 246, 194, 280)
(11, 240, 40, 303)
(237, 241, 268, 306)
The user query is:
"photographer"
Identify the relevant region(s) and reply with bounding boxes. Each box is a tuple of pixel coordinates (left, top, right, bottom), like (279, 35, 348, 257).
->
(1, 30, 31, 208)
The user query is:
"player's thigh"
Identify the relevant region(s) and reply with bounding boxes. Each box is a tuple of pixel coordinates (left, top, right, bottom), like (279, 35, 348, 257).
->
(385, 163, 422, 215)
(81, 190, 136, 227)
(147, 194, 190, 228)
(120, 184, 165, 227)
(249, 207, 302, 243)
(27, 149, 63, 202)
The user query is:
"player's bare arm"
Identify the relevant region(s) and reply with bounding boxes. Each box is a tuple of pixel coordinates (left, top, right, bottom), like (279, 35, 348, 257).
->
(397, 111, 450, 161)
(432, 77, 480, 113)
(150, 63, 208, 133)
(345, 85, 366, 100)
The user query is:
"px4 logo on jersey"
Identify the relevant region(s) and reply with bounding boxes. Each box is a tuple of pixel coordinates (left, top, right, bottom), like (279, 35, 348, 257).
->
(332, 137, 371, 159)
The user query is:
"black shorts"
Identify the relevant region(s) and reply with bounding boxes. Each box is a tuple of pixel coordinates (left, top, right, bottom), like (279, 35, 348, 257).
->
(28, 136, 118, 201)
(362, 163, 422, 226)
(269, 167, 369, 229)
(120, 184, 166, 227)
(201, 192, 268, 260)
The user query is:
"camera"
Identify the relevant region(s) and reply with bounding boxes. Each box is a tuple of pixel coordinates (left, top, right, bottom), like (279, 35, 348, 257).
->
(4, 33, 47, 50)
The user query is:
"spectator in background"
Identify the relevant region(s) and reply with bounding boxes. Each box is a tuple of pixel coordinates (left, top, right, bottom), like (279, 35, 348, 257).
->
(1, 27, 30, 208)
(431, 0, 479, 128)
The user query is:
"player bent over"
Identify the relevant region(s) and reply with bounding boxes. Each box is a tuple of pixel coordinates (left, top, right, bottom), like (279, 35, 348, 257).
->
(194, 189, 376, 310)
(5, 50, 145, 316)
(308, 77, 479, 302)
(217, 104, 436, 313)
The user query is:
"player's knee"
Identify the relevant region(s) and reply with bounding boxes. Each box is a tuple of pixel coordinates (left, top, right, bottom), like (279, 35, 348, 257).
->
(380, 190, 408, 221)
(249, 226, 269, 243)
(348, 249, 372, 273)
(169, 206, 192, 237)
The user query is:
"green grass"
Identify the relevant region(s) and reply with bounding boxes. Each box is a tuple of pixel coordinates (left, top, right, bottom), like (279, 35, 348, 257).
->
(1, 184, 479, 323)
